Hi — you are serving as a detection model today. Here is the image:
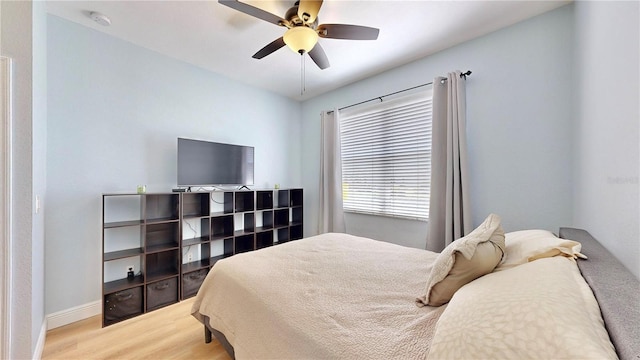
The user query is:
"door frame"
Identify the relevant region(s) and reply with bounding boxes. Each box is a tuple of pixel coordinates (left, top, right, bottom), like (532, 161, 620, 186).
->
(1, 56, 13, 360)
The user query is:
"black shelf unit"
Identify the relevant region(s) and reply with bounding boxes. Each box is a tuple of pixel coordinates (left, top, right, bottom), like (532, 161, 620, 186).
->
(179, 188, 304, 300)
(102, 193, 181, 327)
(180, 191, 215, 299)
(103, 188, 304, 325)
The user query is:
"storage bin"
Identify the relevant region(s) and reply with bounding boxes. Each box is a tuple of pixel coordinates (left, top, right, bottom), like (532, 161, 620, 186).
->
(104, 287, 143, 325)
(146, 277, 178, 311)
(183, 269, 208, 298)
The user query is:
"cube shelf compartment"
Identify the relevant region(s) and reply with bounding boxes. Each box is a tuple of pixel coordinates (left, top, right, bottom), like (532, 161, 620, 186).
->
(256, 231, 274, 249)
(234, 191, 254, 212)
(256, 191, 273, 210)
(211, 215, 234, 239)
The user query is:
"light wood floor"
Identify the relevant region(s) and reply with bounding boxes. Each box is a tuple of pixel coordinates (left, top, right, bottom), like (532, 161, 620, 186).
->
(41, 298, 232, 360)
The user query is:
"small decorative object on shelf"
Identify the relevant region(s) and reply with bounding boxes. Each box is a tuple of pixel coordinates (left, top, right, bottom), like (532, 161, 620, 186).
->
(102, 188, 303, 326)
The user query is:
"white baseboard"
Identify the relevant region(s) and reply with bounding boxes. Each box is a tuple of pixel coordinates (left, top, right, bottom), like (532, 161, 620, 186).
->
(46, 300, 101, 330)
(33, 319, 46, 360)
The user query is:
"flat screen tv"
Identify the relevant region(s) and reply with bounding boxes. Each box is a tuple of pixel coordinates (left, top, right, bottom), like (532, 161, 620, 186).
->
(177, 138, 254, 187)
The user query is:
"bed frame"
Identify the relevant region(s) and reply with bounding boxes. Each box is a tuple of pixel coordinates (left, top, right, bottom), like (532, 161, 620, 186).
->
(203, 321, 234, 358)
(558, 228, 639, 360)
(203, 227, 640, 360)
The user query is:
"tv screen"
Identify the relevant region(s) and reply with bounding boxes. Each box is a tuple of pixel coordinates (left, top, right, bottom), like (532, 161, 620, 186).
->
(177, 138, 254, 187)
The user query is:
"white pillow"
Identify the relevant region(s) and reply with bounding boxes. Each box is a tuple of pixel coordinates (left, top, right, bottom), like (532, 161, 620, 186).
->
(417, 213, 505, 307)
(428, 257, 616, 359)
(495, 229, 586, 271)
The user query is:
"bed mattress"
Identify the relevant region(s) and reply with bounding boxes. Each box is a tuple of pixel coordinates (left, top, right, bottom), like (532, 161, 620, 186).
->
(191, 233, 444, 359)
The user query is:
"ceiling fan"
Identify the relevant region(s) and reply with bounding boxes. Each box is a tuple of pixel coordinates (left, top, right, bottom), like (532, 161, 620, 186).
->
(219, 0, 380, 70)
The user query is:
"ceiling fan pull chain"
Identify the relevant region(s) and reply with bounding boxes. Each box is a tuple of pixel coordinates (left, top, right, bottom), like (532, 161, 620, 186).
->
(300, 53, 305, 96)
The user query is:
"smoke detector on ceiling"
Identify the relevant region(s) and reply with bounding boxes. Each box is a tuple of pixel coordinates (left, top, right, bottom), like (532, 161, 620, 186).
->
(89, 11, 111, 26)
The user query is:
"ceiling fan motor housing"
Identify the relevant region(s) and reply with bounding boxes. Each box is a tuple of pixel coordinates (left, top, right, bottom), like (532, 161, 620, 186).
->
(284, 4, 318, 29)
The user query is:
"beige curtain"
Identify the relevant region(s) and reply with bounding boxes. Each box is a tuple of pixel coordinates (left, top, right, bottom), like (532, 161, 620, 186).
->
(318, 109, 346, 233)
(426, 71, 472, 252)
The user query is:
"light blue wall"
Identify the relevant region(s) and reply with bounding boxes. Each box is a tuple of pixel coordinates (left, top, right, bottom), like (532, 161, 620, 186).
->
(301, 5, 574, 248)
(46, 15, 302, 314)
(573, 1, 639, 279)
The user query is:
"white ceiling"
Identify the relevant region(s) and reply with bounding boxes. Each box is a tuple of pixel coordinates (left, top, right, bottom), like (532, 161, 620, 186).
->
(46, 0, 570, 101)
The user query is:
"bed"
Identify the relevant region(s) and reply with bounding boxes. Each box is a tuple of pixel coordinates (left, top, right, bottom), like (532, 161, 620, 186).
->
(191, 214, 639, 359)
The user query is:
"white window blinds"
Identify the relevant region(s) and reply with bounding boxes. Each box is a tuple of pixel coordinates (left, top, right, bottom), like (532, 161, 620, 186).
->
(340, 90, 432, 221)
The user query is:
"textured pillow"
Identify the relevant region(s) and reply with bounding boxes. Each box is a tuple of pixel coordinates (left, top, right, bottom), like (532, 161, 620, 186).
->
(427, 257, 617, 359)
(417, 214, 505, 307)
(495, 229, 586, 271)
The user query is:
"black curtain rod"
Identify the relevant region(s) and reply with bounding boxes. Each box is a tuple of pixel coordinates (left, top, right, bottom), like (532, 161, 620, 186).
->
(330, 70, 472, 113)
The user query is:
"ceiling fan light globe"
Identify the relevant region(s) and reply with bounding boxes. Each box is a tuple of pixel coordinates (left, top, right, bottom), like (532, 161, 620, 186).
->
(283, 26, 318, 54)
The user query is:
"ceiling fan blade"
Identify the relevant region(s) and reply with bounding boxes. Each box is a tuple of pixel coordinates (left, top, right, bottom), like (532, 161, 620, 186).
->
(318, 24, 380, 40)
(252, 37, 286, 59)
(308, 43, 330, 70)
(298, 0, 323, 24)
(219, 0, 287, 27)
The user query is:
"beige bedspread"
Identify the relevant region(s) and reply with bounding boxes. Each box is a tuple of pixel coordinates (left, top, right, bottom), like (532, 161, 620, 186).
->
(191, 233, 443, 359)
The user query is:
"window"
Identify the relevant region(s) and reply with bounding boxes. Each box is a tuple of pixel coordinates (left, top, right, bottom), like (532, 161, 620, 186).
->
(340, 90, 432, 221)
